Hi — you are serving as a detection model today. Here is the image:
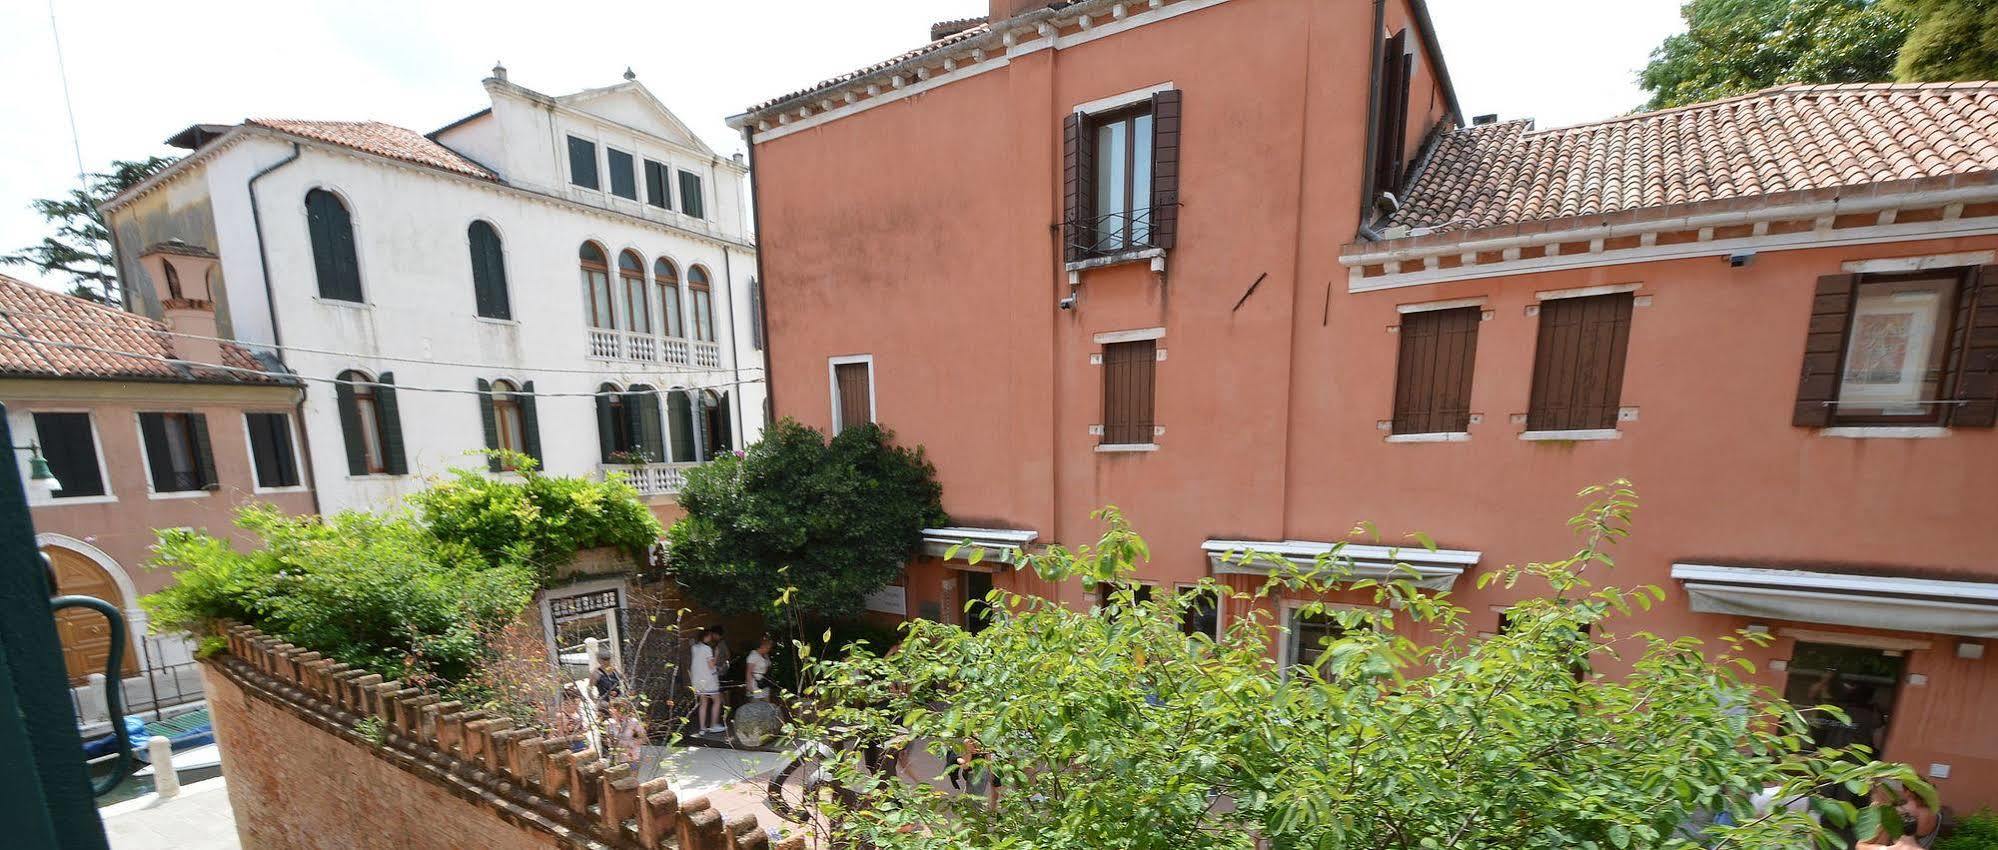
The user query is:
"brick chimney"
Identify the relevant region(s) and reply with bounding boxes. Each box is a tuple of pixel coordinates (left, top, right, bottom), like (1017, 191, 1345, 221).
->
(137, 240, 225, 367)
(989, 0, 1050, 24)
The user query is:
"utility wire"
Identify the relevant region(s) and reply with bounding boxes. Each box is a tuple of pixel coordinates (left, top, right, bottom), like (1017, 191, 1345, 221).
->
(0, 329, 767, 398)
(0, 303, 763, 379)
(45, 0, 87, 183)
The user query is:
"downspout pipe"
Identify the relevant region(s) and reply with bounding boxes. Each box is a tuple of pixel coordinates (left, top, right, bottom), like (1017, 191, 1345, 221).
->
(721, 247, 744, 449)
(247, 141, 320, 513)
(1356, 0, 1388, 240)
(741, 127, 776, 425)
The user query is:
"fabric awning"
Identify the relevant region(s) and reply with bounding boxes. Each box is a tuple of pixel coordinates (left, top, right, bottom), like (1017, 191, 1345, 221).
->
(921, 527, 1037, 567)
(1201, 538, 1480, 590)
(1671, 563, 1998, 639)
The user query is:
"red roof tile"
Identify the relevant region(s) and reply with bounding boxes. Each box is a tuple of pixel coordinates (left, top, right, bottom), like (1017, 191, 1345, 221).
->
(248, 119, 497, 181)
(1389, 83, 1998, 234)
(0, 273, 290, 385)
(743, 23, 992, 115)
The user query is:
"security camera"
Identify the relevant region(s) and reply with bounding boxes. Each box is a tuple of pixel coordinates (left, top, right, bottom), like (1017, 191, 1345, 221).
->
(1727, 250, 1756, 268)
(1058, 294, 1077, 311)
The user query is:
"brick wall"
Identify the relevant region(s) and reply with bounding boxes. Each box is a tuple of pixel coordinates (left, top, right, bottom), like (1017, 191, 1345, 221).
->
(204, 625, 801, 850)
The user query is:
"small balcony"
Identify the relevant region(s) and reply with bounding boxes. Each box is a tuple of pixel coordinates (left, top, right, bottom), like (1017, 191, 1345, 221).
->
(600, 461, 697, 497)
(587, 329, 722, 369)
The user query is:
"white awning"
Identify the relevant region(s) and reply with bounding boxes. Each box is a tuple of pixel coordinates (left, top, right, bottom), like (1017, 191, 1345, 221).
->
(1671, 563, 1998, 639)
(1201, 538, 1480, 591)
(922, 527, 1037, 566)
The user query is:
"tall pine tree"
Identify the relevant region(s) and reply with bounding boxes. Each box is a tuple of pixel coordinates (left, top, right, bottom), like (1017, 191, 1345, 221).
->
(3, 157, 177, 306)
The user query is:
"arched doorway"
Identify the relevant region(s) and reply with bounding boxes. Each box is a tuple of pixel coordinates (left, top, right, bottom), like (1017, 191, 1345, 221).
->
(42, 544, 139, 684)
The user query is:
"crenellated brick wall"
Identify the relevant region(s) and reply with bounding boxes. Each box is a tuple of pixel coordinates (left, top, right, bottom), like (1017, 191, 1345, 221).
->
(206, 624, 802, 850)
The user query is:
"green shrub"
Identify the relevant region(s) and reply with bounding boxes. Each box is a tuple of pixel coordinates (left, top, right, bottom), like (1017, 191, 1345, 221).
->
(1941, 809, 1998, 850)
(145, 504, 536, 683)
(410, 457, 663, 580)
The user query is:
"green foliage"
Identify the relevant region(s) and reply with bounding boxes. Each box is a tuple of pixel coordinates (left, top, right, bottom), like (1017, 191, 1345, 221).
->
(410, 454, 663, 581)
(193, 635, 228, 659)
(792, 483, 1926, 850)
(2, 157, 177, 305)
(354, 716, 387, 746)
(144, 504, 537, 683)
(1639, 0, 1912, 109)
(1939, 809, 1998, 850)
(668, 419, 946, 618)
(1891, 0, 1998, 81)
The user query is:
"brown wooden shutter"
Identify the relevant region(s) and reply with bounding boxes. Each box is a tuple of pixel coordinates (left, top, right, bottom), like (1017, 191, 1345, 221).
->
(1101, 340, 1157, 445)
(1063, 111, 1092, 262)
(835, 363, 872, 431)
(1793, 274, 1856, 427)
(1392, 307, 1480, 434)
(1371, 30, 1411, 197)
(1149, 89, 1181, 251)
(1527, 294, 1633, 431)
(1948, 266, 1998, 427)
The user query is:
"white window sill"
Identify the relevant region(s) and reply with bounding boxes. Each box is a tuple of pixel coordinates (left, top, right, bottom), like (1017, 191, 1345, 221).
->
(312, 297, 372, 310)
(474, 316, 519, 326)
(148, 490, 212, 501)
(36, 494, 117, 507)
(1095, 443, 1160, 453)
(1819, 426, 1950, 440)
(346, 474, 406, 481)
(253, 485, 310, 495)
(1519, 429, 1621, 442)
(1065, 247, 1166, 274)
(1385, 432, 1470, 443)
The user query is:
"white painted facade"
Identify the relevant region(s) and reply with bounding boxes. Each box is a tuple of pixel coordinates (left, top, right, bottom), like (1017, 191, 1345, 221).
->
(103, 73, 765, 514)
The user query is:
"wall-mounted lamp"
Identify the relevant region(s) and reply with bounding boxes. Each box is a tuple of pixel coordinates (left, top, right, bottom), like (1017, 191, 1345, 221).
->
(13, 441, 62, 496)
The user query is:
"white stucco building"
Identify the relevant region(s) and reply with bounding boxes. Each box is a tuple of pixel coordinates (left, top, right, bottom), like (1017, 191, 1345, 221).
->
(100, 69, 766, 516)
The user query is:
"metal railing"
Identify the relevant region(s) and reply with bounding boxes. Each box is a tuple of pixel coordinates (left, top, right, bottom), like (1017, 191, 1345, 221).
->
(69, 632, 206, 734)
(601, 461, 697, 496)
(587, 329, 723, 369)
(1064, 206, 1165, 259)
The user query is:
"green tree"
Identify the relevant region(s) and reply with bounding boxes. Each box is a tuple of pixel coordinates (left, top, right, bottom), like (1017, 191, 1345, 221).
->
(2, 157, 177, 306)
(1640, 0, 1912, 109)
(789, 484, 1927, 850)
(667, 419, 946, 619)
(410, 453, 663, 582)
(1892, 0, 1998, 81)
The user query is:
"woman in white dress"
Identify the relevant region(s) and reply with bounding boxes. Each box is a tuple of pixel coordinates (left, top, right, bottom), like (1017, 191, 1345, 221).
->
(690, 627, 724, 734)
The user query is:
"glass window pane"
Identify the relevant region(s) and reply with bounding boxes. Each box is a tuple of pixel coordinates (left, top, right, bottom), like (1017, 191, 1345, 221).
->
(588, 271, 615, 330)
(1131, 114, 1154, 244)
(660, 285, 682, 337)
(1094, 121, 1127, 250)
(694, 291, 713, 341)
(1838, 276, 1956, 420)
(624, 276, 650, 333)
(607, 149, 637, 199)
(567, 137, 599, 189)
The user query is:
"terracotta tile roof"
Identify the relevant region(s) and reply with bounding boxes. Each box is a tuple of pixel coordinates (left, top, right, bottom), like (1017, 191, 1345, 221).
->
(247, 119, 497, 181)
(0, 273, 291, 385)
(931, 16, 988, 41)
(743, 22, 992, 115)
(1388, 82, 1998, 234)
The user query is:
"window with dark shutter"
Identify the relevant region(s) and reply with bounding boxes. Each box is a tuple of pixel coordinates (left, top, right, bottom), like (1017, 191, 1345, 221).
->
(373, 373, 408, 475)
(1101, 339, 1157, 445)
(468, 221, 510, 319)
(644, 160, 672, 209)
(629, 385, 665, 463)
(1065, 91, 1181, 260)
(305, 189, 362, 302)
(1370, 29, 1413, 198)
(335, 371, 403, 476)
(31, 412, 104, 498)
(245, 412, 300, 489)
(517, 381, 543, 465)
(1794, 266, 1997, 428)
(833, 361, 872, 432)
(1526, 293, 1633, 432)
(668, 390, 696, 462)
(607, 148, 637, 199)
(748, 277, 765, 351)
(677, 170, 704, 219)
(1392, 307, 1481, 435)
(568, 136, 599, 189)
(138, 412, 215, 493)
(597, 383, 622, 463)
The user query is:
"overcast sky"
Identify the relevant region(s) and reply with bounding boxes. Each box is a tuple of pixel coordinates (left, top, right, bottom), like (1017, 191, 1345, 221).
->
(0, 0, 1684, 292)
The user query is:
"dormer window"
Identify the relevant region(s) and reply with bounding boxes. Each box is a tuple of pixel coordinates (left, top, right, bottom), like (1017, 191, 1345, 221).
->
(607, 148, 637, 200)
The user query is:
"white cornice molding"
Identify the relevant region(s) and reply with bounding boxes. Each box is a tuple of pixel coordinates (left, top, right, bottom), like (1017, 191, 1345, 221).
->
(488, 79, 741, 171)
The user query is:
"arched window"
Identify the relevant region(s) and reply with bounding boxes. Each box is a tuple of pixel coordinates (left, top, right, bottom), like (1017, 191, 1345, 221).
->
(468, 221, 511, 319)
(478, 378, 539, 471)
(162, 260, 183, 300)
(626, 384, 665, 463)
(596, 382, 631, 463)
(688, 265, 715, 342)
(667, 388, 696, 462)
(653, 258, 683, 338)
(619, 250, 650, 334)
(581, 242, 614, 330)
(335, 369, 404, 475)
(700, 390, 732, 460)
(306, 189, 363, 301)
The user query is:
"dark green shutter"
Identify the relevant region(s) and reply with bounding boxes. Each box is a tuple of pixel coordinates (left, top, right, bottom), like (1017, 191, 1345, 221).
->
(715, 392, 733, 453)
(137, 413, 175, 492)
(335, 380, 367, 475)
(476, 378, 500, 472)
(469, 222, 510, 320)
(637, 391, 665, 463)
(668, 391, 695, 463)
(620, 392, 646, 460)
(189, 414, 217, 489)
(596, 389, 617, 463)
(375, 372, 407, 475)
(306, 190, 362, 302)
(519, 381, 543, 465)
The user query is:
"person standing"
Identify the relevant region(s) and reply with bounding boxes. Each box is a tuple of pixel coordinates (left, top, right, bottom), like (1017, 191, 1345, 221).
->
(746, 635, 775, 699)
(607, 698, 647, 766)
(690, 627, 724, 734)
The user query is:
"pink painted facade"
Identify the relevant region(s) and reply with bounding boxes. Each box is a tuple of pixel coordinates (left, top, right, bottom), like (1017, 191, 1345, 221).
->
(737, 0, 1998, 805)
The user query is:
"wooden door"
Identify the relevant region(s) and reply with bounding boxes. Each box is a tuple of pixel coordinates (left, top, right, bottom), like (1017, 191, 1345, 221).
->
(45, 546, 136, 685)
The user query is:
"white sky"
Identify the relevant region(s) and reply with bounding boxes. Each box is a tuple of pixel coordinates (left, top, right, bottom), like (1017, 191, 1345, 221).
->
(0, 0, 1684, 292)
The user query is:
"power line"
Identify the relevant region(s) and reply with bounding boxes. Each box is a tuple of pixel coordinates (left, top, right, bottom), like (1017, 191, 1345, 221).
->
(0, 329, 767, 399)
(44, 0, 86, 183)
(0, 303, 763, 380)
